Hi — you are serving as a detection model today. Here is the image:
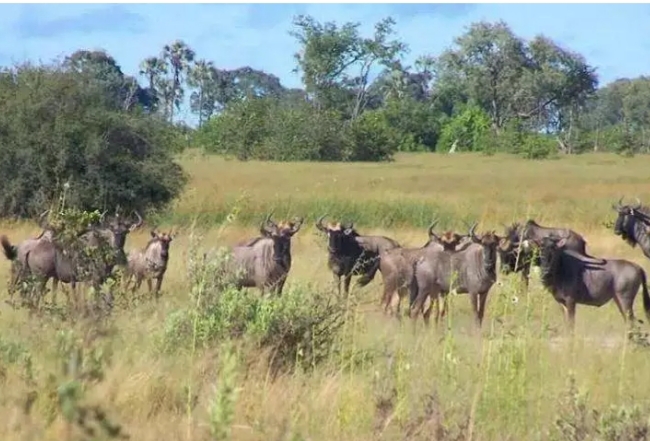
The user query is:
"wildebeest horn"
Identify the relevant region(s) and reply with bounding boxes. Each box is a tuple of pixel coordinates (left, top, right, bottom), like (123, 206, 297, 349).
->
(37, 210, 50, 228)
(633, 197, 642, 210)
(130, 210, 144, 231)
(261, 212, 276, 234)
(613, 196, 625, 212)
(468, 221, 479, 240)
(427, 219, 438, 238)
(315, 214, 327, 232)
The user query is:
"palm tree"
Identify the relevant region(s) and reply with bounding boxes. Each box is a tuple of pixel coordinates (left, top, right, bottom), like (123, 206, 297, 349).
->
(161, 40, 196, 123)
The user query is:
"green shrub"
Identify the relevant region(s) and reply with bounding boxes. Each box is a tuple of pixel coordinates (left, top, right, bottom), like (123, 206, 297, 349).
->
(0, 62, 187, 218)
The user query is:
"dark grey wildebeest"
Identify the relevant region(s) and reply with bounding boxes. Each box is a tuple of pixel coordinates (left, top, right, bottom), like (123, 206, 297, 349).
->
(124, 229, 174, 297)
(612, 197, 650, 260)
(532, 235, 650, 331)
(315, 215, 401, 296)
(497, 222, 536, 289)
(225, 213, 303, 296)
(520, 219, 588, 254)
(6, 211, 143, 306)
(379, 221, 472, 318)
(409, 223, 502, 329)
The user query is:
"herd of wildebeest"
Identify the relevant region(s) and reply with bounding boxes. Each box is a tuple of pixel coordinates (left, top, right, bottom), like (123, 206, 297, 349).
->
(1, 197, 650, 331)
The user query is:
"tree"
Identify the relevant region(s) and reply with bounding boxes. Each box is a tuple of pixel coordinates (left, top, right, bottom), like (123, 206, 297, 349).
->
(0, 61, 187, 218)
(161, 40, 196, 122)
(65, 49, 155, 112)
(289, 15, 408, 118)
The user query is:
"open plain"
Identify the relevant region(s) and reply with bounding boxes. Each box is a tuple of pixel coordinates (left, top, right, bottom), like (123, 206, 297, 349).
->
(2, 151, 650, 440)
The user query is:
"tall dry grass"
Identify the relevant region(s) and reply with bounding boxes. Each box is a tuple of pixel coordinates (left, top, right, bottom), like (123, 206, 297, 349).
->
(1, 150, 650, 440)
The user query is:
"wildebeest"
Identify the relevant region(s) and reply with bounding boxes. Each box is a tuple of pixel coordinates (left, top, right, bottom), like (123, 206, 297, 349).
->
(409, 223, 501, 329)
(124, 229, 174, 297)
(315, 214, 401, 295)
(225, 213, 303, 296)
(520, 219, 588, 254)
(1, 210, 57, 298)
(532, 235, 650, 331)
(5, 210, 143, 306)
(612, 197, 650, 260)
(497, 222, 535, 288)
(379, 221, 471, 317)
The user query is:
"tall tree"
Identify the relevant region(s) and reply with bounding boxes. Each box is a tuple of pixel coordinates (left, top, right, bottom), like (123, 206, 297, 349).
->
(161, 40, 196, 123)
(289, 15, 407, 118)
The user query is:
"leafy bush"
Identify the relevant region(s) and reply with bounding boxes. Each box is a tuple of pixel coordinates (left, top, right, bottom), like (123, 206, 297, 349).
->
(196, 96, 398, 162)
(436, 105, 491, 152)
(344, 110, 399, 161)
(160, 241, 347, 374)
(0, 62, 187, 218)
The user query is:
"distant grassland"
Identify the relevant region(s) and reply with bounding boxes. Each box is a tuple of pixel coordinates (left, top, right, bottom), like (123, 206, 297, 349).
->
(169, 150, 650, 231)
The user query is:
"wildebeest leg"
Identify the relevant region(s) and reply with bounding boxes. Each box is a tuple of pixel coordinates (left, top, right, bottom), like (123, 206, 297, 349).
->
(612, 292, 635, 325)
(476, 291, 489, 328)
(342, 274, 352, 296)
(562, 299, 577, 333)
(50, 278, 60, 305)
(132, 274, 144, 293)
(333, 274, 341, 296)
(275, 277, 287, 296)
(153, 277, 163, 298)
(146, 278, 153, 294)
(469, 291, 481, 329)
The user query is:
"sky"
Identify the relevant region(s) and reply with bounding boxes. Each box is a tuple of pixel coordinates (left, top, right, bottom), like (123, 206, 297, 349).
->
(2, 3, 650, 125)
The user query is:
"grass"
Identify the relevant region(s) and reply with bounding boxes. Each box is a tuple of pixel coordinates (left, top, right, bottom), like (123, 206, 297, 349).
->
(1, 150, 650, 440)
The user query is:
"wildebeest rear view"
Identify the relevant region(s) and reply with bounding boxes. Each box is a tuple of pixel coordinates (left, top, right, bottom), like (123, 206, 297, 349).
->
(225, 213, 303, 296)
(315, 214, 400, 295)
(532, 235, 650, 330)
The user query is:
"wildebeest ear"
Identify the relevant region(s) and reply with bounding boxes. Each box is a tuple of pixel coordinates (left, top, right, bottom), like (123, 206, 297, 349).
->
(150, 230, 157, 238)
(556, 238, 567, 249)
(343, 228, 354, 235)
(498, 237, 510, 250)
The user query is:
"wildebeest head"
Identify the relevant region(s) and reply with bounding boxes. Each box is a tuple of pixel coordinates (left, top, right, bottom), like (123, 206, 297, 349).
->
(497, 222, 526, 274)
(264, 214, 303, 260)
(533, 236, 565, 281)
(100, 210, 144, 250)
(612, 196, 648, 247)
(149, 230, 174, 260)
(468, 222, 501, 268)
(315, 214, 358, 254)
(426, 220, 467, 250)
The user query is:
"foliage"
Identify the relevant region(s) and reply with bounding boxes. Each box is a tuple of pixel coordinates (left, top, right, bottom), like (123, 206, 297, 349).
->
(0, 62, 187, 218)
(437, 105, 491, 153)
(160, 241, 347, 375)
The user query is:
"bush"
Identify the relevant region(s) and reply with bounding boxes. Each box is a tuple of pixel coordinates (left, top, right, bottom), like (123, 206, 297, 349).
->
(436, 104, 491, 153)
(0, 62, 187, 218)
(160, 242, 347, 375)
(196, 96, 398, 162)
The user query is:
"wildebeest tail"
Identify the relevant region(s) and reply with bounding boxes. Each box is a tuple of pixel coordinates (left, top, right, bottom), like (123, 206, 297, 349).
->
(356, 257, 380, 287)
(0, 235, 17, 260)
(641, 268, 650, 322)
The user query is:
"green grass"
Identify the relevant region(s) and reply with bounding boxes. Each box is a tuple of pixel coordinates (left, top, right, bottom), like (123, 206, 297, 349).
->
(1, 150, 650, 440)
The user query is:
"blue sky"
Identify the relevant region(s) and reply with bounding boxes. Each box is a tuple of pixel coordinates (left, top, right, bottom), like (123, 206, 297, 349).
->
(2, 3, 650, 124)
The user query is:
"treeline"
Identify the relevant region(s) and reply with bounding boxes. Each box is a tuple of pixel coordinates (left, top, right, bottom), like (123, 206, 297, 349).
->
(185, 17, 650, 160)
(0, 15, 649, 217)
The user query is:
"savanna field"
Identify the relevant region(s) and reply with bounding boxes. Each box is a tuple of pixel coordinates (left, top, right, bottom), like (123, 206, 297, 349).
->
(3, 151, 650, 441)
